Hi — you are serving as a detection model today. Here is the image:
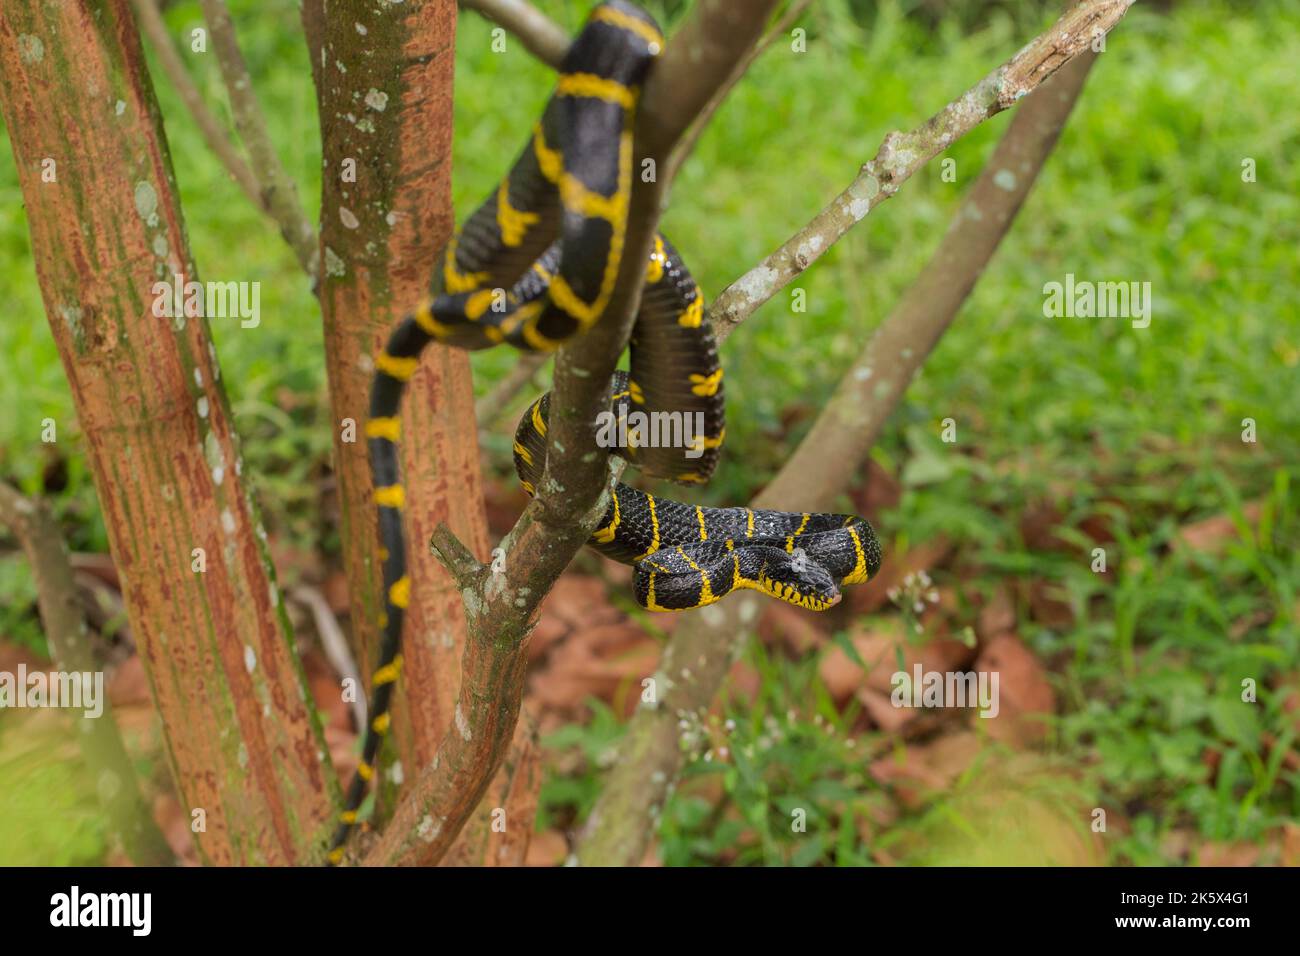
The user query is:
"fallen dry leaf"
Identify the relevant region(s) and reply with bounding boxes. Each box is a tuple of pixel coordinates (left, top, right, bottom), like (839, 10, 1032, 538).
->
(1020, 499, 1068, 553)
(855, 685, 918, 733)
(1175, 500, 1264, 556)
(972, 634, 1055, 747)
(848, 458, 903, 523)
(819, 617, 975, 703)
(1281, 823, 1300, 867)
(525, 829, 568, 867)
(758, 600, 829, 655)
(869, 730, 983, 809)
(1026, 579, 1074, 630)
(528, 621, 658, 716)
(1195, 841, 1261, 867)
(976, 583, 1016, 642)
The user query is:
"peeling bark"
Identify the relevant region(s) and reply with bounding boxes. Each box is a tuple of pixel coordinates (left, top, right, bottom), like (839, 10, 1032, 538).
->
(0, 0, 335, 864)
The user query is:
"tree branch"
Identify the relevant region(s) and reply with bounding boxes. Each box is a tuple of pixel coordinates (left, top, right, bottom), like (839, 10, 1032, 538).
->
(129, 0, 263, 211)
(197, 0, 318, 275)
(303, 0, 492, 818)
(460, 0, 569, 68)
(0, 0, 337, 863)
(363, 0, 784, 867)
(708, 0, 1134, 342)
(673, 0, 814, 172)
(778, 49, 1100, 505)
(429, 522, 487, 589)
(290, 585, 366, 730)
(474, 352, 549, 426)
(577, 36, 1107, 867)
(0, 482, 174, 866)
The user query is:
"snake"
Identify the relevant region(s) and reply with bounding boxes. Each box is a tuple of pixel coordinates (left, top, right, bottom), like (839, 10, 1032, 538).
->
(326, 1, 882, 863)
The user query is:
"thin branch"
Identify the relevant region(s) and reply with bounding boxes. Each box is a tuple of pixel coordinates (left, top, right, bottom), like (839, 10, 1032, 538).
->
(290, 585, 366, 730)
(708, 0, 1134, 343)
(363, 0, 784, 867)
(0, 482, 174, 866)
(673, 0, 815, 171)
(198, 0, 318, 275)
(460, 0, 570, 69)
(129, 0, 263, 210)
(429, 523, 487, 590)
(577, 34, 1108, 867)
(474, 352, 549, 426)
(777, 49, 1101, 505)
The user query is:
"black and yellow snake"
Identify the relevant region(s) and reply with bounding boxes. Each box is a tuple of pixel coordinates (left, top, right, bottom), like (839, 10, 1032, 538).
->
(327, 1, 881, 862)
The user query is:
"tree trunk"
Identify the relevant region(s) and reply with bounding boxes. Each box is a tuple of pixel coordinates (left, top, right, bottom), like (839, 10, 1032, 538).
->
(0, 483, 173, 865)
(301, 0, 507, 822)
(0, 0, 335, 865)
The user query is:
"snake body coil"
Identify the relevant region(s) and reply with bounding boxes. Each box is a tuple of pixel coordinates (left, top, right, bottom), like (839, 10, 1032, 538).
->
(328, 1, 880, 862)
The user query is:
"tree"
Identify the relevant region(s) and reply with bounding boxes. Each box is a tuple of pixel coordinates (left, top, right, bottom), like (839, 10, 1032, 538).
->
(0, 0, 1132, 865)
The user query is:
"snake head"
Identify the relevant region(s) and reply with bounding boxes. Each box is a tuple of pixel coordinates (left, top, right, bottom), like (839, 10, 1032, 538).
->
(758, 550, 841, 612)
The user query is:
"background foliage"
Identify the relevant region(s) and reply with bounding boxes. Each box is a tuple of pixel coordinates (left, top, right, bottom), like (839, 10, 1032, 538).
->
(1, 0, 1296, 865)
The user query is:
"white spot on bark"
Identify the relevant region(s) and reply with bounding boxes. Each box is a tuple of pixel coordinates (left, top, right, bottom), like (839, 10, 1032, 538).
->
(735, 265, 778, 304)
(17, 34, 44, 64)
(993, 169, 1017, 191)
(243, 645, 256, 673)
(339, 206, 360, 229)
(454, 704, 472, 740)
(795, 235, 824, 263)
(417, 814, 442, 843)
(325, 246, 346, 276)
(364, 88, 388, 112)
(133, 181, 158, 223)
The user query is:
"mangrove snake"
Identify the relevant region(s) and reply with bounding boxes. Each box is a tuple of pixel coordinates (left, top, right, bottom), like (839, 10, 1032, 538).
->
(327, 1, 881, 862)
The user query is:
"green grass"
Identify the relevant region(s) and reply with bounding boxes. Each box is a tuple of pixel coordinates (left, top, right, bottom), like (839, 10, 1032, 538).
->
(1, 0, 1297, 865)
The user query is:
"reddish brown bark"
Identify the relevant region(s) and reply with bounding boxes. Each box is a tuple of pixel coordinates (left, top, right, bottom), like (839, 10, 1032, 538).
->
(439, 710, 541, 866)
(301, 1, 492, 790)
(367, 0, 784, 866)
(0, 0, 334, 864)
